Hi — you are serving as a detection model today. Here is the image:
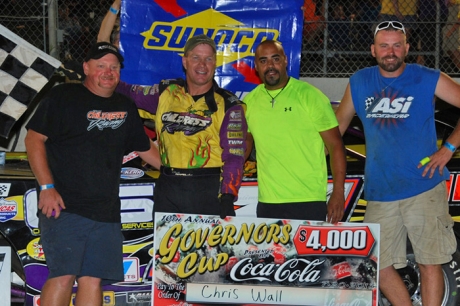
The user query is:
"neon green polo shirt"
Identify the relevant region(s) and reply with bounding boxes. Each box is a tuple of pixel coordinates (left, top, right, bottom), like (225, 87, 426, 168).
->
(244, 77, 337, 203)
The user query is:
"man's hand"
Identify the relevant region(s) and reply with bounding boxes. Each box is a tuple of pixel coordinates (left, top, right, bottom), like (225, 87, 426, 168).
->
(38, 189, 66, 218)
(418, 146, 454, 178)
(327, 190, 345, 224)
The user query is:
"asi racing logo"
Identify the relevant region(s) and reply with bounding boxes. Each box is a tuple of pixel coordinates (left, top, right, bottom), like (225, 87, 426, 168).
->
(87, 110, 127, 131)
(140, 8, 279, 67)
(364, 96, 413, 119)
(162, 111, 211, 135)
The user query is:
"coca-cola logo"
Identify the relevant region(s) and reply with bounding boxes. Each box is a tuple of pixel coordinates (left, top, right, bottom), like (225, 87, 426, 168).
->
(331, 262, 352, 280)
(229, 257, 325, 283)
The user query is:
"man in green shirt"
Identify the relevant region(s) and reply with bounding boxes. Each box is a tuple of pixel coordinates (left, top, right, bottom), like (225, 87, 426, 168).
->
(244, 40, 346, 224)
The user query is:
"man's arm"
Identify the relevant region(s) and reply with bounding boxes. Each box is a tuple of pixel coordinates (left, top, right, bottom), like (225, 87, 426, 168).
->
(136, 140, 161, 170)
(335, 83, 357, 136)
(325, 82, 358, 224)
(419, 73, 460, 177)
(320, 127, 346, 224)
(391, 0, 403, 20)
(97, 0, 161, 122)
(25, 129, 65, 218)
(220, 104, 248, 197)
(219, 104, 248, 218)
(97, 0, 121, 43)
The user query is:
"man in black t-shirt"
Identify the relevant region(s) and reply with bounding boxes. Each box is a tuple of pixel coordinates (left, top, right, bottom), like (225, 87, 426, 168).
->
(25, 42, 160, 306)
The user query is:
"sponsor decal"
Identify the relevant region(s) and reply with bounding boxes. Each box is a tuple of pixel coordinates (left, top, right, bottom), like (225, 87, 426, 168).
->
(121, 168, 144, 179)
(229, 110, 242, 121)
(126, 291, 152, 303)
(70, 292, 115, 306)
(228, 140, 243, 145)
(130, 84, 159, 95)
(331, 260, 353, 281)
(227, 95, 240, 104)
(122, 222, 154, 230)
(227, 123, 242, 130)
(140, 9, 279, 68)
(87, 110, 127, 131)
(364, 96, 413, 119)
(124, 257, 140, 282)
(102, 292, 116, 306)
(143, 85, 158, 95)
(227, 131, 244, 139)
(229, 148, 244, 156)
(161, 112, 212, 135)
(123, 151, 139, 164)
(0, 198, 17, 222)
(0, 183, 11, 197)
(26, 237, 45, 261)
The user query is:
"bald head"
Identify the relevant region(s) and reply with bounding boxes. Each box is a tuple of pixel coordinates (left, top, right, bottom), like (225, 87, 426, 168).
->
(255, 40, 285, 57)
(254, 40, 289, 90)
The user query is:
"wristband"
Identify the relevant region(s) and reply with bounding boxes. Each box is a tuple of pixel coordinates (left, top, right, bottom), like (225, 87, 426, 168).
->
(444, 141, 456, 153)
(109, 6, 119, 14)
(40, 184, 55, 191)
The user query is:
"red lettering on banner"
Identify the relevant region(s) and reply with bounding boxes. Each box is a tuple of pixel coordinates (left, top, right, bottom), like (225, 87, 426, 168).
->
(293, 226, 375, 257)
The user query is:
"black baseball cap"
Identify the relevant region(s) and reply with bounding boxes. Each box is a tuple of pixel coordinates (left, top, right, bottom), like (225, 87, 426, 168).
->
(85, 42, 124, 68)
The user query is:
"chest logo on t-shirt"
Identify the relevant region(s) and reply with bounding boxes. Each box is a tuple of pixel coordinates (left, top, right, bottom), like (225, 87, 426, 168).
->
(87, 110, 127, 131)
(161, 111, 212, 136)
(364, 96, 413, 119)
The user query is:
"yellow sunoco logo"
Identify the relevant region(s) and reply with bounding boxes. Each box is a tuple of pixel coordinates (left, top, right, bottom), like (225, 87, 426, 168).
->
(140, 9, 279, 67)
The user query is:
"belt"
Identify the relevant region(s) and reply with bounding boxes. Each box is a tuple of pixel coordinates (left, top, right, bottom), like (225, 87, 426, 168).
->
(160, 166, 221, 176)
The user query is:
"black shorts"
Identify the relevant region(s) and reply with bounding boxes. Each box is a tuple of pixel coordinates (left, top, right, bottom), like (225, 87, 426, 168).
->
(153, 167, 221, 216)
(257, 201, 327, 221)
(39, 212, 124, 285)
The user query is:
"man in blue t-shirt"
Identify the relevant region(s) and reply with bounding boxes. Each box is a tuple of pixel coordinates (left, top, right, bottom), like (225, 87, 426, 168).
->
(336, 21, 460, 305)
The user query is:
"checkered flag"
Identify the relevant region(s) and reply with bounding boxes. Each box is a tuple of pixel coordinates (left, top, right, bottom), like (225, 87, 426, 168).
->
(0, 24, 61, 138)
(0, 183, 11, 197)
(364, 97, 375, 110)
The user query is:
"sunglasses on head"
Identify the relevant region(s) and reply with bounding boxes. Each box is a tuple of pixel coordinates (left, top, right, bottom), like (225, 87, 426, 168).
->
(374, 21, 406, 36)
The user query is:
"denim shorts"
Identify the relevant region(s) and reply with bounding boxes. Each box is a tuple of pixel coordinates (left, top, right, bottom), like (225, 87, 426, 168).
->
(364, 181, 456, 269)
(39, 211, 124, 285)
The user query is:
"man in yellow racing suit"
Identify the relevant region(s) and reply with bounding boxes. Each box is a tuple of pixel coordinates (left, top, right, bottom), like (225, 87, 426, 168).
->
(153, 35, 247, 219)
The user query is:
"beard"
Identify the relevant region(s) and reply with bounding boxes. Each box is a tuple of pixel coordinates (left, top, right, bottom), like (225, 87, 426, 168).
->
(263, 68, 281, 87)
(377, 55, 404, 73)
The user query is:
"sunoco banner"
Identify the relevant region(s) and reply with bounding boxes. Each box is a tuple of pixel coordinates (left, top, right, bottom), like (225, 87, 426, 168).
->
(153, 213, 380, 306)
(120, 0, 304, 98)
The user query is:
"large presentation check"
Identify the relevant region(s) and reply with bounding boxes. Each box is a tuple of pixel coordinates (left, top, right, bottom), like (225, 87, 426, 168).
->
(153, 213, 379, 306)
